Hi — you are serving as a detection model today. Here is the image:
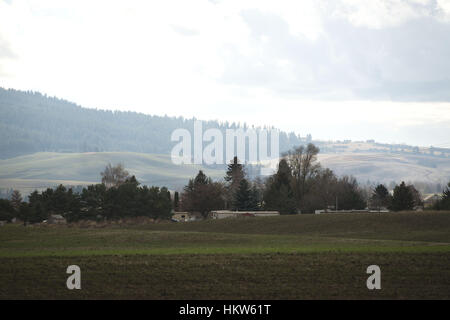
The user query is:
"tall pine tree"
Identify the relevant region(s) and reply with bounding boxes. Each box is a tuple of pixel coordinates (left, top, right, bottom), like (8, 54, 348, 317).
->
(233, 178, 258, 211)
(370, 184, 391, 211)
(173, 191, 180, 212)
(263, 159, 297, 214)
(225, 156, 245, 209)
(391, 182, 415, 211)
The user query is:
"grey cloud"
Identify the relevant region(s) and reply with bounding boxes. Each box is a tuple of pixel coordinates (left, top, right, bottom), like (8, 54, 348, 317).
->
(321, 16, 450, 101)
(218, 8, 450, 102)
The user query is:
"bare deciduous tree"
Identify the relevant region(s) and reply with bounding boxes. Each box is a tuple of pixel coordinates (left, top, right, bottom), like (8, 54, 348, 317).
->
(10, 190, 22, 211)
(284, 143, 321, 203)
(100, 163, 130, 188)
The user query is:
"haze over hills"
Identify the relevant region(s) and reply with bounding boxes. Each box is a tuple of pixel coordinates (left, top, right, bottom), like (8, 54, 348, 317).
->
(0, 87, 450, 196)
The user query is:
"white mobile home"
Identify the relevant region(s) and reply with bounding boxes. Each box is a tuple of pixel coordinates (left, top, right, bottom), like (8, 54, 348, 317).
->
(211, 210, 280, 219)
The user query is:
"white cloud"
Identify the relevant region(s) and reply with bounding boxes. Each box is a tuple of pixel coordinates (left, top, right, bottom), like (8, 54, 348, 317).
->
(328, 0, 428, 28)
(437, 0, 450, 15)
(0, 0, 449, 146)
(328, 0, 450, 25)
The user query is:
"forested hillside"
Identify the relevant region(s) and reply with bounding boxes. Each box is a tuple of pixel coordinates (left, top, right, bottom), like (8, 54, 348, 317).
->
(0, 87, 304, 159)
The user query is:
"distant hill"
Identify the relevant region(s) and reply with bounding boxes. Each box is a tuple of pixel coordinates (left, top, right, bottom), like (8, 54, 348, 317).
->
(318, 153, 450, 186)
(0, 87, 305, 159)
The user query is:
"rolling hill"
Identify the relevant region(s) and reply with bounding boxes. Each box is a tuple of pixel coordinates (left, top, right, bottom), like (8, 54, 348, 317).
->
(318, 152, 450, 184)
(0, 152, 224, 194)
(1, 150, 449, 197)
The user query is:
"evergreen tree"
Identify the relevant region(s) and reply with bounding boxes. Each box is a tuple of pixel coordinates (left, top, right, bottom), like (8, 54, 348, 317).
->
(234, 179, 254, 211)
(370, 184, 392, 211)
(0, 199, 14, 222)
(444, 183, 450, 201)
(335, 176, 367, 210)
(408, 185, 423, 208)
(78, 183, 107, 221)
(249, 185, 261, 211)
(263, 159, 297, 214)
(434, 182, 450, 210)
(173, 191, 180, 212)
(194, 170, 210, 186)
(225, 156, 244, 183)
(225, 156, 245, 209)
(30, 202, 47, 224)
(182, 170, 224, 218)
(391, 182, 415, 211)
(18, 203, 31, 226)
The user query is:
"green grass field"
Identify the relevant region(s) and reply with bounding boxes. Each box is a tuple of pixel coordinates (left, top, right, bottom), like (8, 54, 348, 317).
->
(1, 212, 450, 299)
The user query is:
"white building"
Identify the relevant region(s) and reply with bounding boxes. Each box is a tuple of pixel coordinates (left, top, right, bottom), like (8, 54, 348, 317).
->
(210, 210, 280, 219)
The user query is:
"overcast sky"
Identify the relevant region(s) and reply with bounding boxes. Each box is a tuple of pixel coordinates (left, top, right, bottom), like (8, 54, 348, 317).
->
(1, 0, 450, 147)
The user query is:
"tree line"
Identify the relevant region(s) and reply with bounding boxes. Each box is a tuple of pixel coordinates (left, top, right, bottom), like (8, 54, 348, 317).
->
(0, 164, 172, 224)
(179, 144, 450, 216)
(1, 144, 450, 224)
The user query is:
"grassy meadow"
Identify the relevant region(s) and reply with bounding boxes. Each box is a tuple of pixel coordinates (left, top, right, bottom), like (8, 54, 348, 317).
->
(1, 211, 450, 299)
(0, 152, 224, 193)
(1, 150, 449, 195)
